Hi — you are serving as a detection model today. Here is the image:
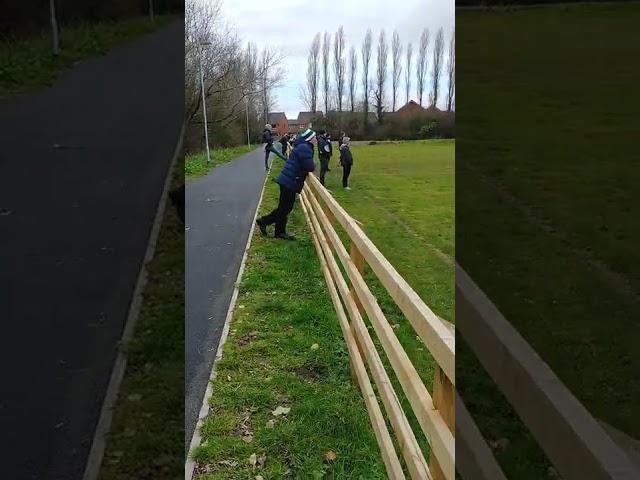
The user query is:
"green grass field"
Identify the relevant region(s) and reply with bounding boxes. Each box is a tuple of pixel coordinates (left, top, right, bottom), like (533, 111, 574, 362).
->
(457, 4, 640, 478)
(185, 145, 256, 180)
(0, 15, 175, 96)
(99, 155, 184, 479)
(192, 140, 454, 478)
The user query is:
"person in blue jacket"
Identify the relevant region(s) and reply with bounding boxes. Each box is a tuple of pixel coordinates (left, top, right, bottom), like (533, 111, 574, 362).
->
(256, 128, 317, 240)
(262, 124, 286, 170)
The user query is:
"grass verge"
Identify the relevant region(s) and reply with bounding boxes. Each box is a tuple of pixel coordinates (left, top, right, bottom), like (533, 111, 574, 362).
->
(185, 145, 256, 181)
(98, 154, 184, 479)
(0, 15, 175, 96)
(193, 140, 454, 478)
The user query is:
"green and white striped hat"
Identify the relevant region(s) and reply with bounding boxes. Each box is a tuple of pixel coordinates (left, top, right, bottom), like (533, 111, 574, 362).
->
(298, 128, 316, 142)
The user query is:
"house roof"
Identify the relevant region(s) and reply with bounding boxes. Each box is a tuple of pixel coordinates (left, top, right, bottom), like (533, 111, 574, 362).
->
(267, 112, 287, 123)
(394, 100, 427, 114)
(296, 111, 315, 123)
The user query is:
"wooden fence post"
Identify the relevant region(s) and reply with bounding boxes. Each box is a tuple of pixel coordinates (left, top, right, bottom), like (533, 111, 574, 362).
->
(350, 242, 366, 316)
(430, 367, 455, 480)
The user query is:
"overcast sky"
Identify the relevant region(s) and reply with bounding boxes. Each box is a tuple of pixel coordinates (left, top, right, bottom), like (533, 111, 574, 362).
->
(219, 0, 454, 120)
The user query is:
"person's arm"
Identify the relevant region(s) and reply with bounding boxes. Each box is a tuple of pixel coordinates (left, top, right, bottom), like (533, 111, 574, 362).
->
(300, 146, 316, 173)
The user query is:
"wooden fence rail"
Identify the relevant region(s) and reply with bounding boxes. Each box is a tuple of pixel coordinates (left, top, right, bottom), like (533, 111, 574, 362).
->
(300, 174, 455, 480)
(299, 172, 638, 480)
(456, 265, 639, 480)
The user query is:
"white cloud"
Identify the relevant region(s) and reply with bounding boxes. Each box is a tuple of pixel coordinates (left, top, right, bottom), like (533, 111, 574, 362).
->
(217, 0, 454, 119)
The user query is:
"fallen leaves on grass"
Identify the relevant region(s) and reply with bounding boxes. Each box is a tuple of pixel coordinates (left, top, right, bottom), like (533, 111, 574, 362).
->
(266, 419, 275, 428)
(127, 393, 142, 402)
(325, 450, 337, 462)
(310, 343, 319, 350)
(249, 453, 267, 470)
(271, 406, 291, 416)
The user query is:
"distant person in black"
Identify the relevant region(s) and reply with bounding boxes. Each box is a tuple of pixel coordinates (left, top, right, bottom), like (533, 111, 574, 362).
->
(317, 130, 332, 185)
(279, 133, 290, 158)
(326, 133, 333, 171)
(262, 124, 286, 170)
(168, 184, 185, 223)
(339, 136, 353, 189)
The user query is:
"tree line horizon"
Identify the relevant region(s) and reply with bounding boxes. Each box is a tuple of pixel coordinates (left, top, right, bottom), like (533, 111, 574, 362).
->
(299, 25, 455, 125)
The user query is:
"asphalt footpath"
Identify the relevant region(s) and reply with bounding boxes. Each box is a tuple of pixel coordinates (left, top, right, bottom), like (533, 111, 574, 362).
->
(0, 21, 184, 479)
(185, 147, 271, 449)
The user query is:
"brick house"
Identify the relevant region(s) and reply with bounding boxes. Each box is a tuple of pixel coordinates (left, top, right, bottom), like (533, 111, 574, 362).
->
(267, 112, 288, 136)
(288, 111, 315, 134)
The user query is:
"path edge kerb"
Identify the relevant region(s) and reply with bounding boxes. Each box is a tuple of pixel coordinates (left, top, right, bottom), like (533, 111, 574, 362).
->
(82, 120, 185, 480)
(185, 160, 271, 480)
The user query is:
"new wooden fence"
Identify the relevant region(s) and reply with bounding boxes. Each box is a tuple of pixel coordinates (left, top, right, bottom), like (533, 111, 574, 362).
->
(456, 265, 639, 480)
(300, 173, 455, 480)
(300, 173, 639, 480)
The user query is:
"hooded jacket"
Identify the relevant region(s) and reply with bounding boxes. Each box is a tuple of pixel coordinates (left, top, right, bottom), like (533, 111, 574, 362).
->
(262, 128, 274, 148)
(317, 135, 331, 158)
(339, 144, 353, 166)
(276, 138, 316, 193)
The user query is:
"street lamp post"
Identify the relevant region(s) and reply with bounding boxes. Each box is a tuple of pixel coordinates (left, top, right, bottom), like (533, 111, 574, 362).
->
(199, 42, 212, 163)
(49, 0, 60, 56)
(245, 97, 250, 147)
(149, 0, 155, 23)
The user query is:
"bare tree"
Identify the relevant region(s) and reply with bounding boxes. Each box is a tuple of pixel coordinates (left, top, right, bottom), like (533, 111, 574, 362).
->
(348, 46, 357, 112)
(374, 29, 388, 124)
(322, 32, 331, 114)
(361, 29, 372, 127)
(305, 33, 321, 113)
(430, 27, 445, 107)
(391, 29, 402, 111)
(446, 29, 455, 111)
(333, 26, 346, 112)
(416, 28, 428, 106)
(405, 42, 412, 104)
(186, 0, 283, 123)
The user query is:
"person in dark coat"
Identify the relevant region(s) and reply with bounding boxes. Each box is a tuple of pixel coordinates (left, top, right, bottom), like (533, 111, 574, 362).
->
(168, 184, 185, 223)
(256, 128, 317, 240)
(262, 124, 286, 170)
(326, 133, 333, 171)
(339, 136, 353, 189)
(316, 130, 332, 185)
(279, 133, 290, 158)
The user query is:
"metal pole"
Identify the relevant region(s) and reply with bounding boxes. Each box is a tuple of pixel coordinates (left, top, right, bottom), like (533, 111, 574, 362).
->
(199, 51, 211, 163)
(245, 98, 250, 146)
(49, 0, 60, 56)
(149, 0, 155, 23)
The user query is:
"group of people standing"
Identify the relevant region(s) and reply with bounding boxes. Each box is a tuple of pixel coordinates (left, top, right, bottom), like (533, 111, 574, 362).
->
(262, 124, 354, 189)
(257, 124, 355, 240)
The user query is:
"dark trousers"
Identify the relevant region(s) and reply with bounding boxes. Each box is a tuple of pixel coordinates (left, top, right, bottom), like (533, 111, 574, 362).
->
(265, 144, 286, 169)
(342, 164, 352, 187)
(260, 184, 296, 235)
(319, 155, 330, 185)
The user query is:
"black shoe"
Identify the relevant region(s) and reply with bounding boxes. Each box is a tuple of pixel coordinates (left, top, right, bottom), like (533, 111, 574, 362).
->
(275, 233, 295, 241)
(256, 219, 267, 235)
